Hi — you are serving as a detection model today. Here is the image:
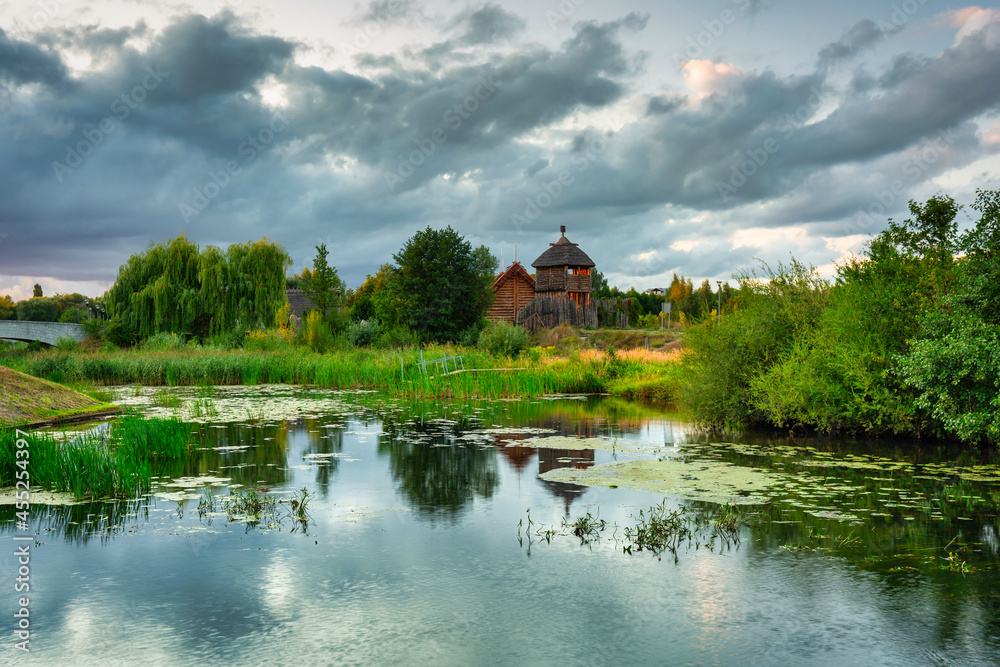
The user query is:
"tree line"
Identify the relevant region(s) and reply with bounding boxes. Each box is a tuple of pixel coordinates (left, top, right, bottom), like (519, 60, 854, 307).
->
(677, 190, 1000, 445)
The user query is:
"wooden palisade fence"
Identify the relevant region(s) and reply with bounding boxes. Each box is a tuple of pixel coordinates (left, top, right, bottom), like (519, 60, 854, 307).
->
(515, 296, 635, 331)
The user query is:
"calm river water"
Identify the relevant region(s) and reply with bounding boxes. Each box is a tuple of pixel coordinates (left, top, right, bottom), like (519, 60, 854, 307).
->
(2, 385, 998, 666)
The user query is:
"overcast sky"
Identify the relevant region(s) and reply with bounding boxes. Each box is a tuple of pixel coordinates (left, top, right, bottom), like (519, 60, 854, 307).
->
(1, 0, 998, 300)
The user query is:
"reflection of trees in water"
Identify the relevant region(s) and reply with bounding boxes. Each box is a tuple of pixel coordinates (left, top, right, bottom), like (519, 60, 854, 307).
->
(0, 497, 150, 545)
(377, 418, 498, 518)
(296, 417, 346, 494)
(188, 423, 290, 487)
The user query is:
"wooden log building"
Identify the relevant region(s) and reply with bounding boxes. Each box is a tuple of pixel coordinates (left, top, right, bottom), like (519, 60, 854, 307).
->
(487, 262, 536, 324)
(531, 226, 595, 307)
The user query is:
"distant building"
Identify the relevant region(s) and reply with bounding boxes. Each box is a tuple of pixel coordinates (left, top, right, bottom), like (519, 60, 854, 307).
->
(530, 226, 595, 307)
(284, 288, 341, 317)
(487, 262, 536, 324)
(645, 288, 665, 296)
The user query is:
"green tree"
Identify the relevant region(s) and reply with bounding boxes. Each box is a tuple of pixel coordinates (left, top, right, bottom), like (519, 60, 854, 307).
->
(33, 284, 42, 298)
(899, 189, 1000, 443)
(105, 234, 291, 342)
(301, 244, 342, 317)
(0, 295, 14, 320)
(347, 264, 392, 322)
(386, 227, 497, 343)
(16, 297, 60, 322)
(591, 269, 611, 298)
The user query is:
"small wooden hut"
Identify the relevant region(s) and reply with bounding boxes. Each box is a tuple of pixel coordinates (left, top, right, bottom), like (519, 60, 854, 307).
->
(531, 226, 595, 307)
(487, 261, 536, 324)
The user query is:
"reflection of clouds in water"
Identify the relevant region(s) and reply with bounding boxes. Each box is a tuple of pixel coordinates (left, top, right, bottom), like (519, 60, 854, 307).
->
(262, 554, 296, 618)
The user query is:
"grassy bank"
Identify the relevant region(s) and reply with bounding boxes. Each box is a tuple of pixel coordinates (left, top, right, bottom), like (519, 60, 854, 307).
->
(0, 416, 192, 498)
(0, 344, 684, 404)
(0, 366, 118, 427)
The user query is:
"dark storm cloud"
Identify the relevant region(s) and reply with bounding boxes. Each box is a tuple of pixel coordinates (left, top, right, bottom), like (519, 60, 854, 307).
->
(351, 0, 420, 25)
(0, 28, 72, 88)
(1, 8, 999, 292)
(816, 20, 891, 70)
(448, 4, 527, 45)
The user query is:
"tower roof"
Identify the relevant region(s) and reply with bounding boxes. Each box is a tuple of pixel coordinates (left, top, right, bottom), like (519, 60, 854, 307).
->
(531, 226, 595, 269)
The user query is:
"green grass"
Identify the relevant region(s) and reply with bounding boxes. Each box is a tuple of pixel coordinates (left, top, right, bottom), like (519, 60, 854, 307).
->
(1, 336, 690, 410)
(0, 416, 193, 499)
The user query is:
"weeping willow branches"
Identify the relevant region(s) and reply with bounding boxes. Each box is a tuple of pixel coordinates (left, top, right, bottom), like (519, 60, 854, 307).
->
(105, 234, 291, 340)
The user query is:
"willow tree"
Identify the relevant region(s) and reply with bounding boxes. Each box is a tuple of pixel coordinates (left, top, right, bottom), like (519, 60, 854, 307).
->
(105, 234, 291, 341)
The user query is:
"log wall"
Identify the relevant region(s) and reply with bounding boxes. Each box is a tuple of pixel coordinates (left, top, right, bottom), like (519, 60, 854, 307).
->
(515, 296, 634, 331)
(487, 275, 536, 323)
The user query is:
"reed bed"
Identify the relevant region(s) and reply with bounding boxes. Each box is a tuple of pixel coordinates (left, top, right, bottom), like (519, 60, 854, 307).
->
(3, 344, 682, 404)
(0, 416, 193, 499)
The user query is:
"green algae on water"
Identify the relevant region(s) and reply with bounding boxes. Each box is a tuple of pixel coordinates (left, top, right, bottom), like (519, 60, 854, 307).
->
(539, 458, 777, 505)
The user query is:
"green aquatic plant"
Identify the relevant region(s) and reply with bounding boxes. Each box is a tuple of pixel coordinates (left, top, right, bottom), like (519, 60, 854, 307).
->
(0, 417, 193, 499)
(568, 511, 607, 543)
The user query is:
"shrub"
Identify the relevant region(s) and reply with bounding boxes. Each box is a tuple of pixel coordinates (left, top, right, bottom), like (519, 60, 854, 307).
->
(346, 319, 381, 347)
(244, 328, 295, 352)
(143, 332, 186, 351)
(678, 260, 829, 427)
(478, 321, 531, 358)
(303, 310, 334, 353)
(458, 318, 488, 347)
(377, 325, 416, 349)
(58, 308, 82, 323)
(54, 337, 80, 351)
(104, 318, 140, 348)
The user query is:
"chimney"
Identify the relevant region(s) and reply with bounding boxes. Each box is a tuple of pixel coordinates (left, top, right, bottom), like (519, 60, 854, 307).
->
(560, 225, 566, 235)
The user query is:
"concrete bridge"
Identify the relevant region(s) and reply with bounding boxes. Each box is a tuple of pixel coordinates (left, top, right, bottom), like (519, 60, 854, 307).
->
(0, 321, 88, 346)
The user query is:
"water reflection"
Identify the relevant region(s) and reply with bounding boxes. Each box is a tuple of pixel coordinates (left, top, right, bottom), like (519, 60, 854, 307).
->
(377, 417, 499, 518)
(0, 389, 998, 664)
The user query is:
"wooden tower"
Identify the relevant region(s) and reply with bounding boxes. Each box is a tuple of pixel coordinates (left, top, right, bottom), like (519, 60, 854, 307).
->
(531, 226, 595, 307)
(487, 261, 536, 323)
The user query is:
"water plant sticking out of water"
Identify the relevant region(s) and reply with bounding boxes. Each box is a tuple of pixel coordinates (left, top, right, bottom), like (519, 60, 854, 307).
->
(197, 487, 312, 531)
(520, 502, 750, 560)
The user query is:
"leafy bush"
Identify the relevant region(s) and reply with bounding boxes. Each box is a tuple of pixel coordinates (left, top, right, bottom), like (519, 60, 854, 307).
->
(346, 319, 381, 347)
(303, 310, 334, 353)
(678, 260, 829, 427)
(104, 318, 140, 348)
(58, 308, 82, 323)
(143, 332, 186, 351)
(244, 328, 295, 352)
(376, 325, 416, 349)
(478, 321, 531, 358)
(54, 337, 80, 351)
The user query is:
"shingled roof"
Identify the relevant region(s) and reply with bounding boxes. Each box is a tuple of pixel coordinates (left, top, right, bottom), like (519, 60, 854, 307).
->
(531, 226, 595, 269)
(285, 289, 316, 317)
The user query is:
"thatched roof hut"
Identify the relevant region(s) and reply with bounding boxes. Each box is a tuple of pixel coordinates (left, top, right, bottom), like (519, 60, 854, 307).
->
(531, 226, 595, 306)
(487, 261, 536, 324)
(532, 226, 596, 271)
